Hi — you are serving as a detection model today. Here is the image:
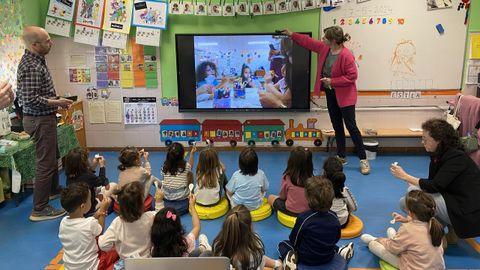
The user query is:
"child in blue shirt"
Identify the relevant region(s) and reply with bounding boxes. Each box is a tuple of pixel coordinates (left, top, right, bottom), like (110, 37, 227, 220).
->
(226, 147, 269, 210)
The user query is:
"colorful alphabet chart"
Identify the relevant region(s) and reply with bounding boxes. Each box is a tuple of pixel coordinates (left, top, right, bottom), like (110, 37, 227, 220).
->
(123, 97, 157, 125)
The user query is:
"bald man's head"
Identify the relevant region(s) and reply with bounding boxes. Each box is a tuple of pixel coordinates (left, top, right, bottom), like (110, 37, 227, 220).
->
(22, 26, 53, 56)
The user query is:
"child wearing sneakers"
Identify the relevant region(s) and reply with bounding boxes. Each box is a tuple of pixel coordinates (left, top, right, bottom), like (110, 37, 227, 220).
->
(58, 182, 117, 270)
(323, 156, 358, 227)
(278, 176, 354, 269)
(361, 190, 445, 270)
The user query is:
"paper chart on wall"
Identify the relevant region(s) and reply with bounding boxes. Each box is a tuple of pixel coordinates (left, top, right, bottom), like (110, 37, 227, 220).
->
(132, 0, 168, 29)
(135, 27, 161, 47)
(69, 68, 91, 83)
(123, 97, 157, 125)
(105, 100, 122, 122)
(45, 16, 72, 37)
(88, 100, 106, 123)
(103, 0, 133, 34)
(74, 25, 101, 46)
(47, 0, 77, 21)
(132, 39, 146, 87)
(102, 30, 128, 49)
(75, 0, 106, 28)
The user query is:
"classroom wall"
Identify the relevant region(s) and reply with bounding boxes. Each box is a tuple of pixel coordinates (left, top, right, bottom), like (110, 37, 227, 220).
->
(7, 0, 480, 148)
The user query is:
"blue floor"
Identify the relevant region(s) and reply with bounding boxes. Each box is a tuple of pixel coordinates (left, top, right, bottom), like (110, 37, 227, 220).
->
(1, 151, 479, 269)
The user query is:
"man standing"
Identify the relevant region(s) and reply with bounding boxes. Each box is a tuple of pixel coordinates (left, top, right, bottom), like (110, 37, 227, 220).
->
(17, 26, 73, 221)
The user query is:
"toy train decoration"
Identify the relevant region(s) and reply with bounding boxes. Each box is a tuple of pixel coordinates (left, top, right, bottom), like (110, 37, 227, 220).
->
(159, 118, 323, 147)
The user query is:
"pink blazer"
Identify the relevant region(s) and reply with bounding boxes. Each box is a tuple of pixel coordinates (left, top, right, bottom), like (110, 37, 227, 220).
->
(291, 32, 358, 108)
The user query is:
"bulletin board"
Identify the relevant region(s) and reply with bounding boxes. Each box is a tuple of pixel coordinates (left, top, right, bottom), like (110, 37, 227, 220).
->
(321, 0, 468, 91)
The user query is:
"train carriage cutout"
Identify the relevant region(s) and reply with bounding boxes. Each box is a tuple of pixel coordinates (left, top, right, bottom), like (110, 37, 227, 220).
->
(243, 119, 285, 146)
(202, 120, 243, 146)
(159, 119, 201, 146)
(285, 118, 323, 146)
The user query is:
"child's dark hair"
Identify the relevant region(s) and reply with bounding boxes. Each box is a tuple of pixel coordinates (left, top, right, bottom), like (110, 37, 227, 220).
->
(421, 118, 464, 157)
(284, 147, 313, 187)
(196, 61, 217, 83)
(114, 181, 144, 222)
(239, 147, 258, 176)
(305, 176, 334, 212)
(323, 157, 346, 198)
(406, 190, 444, 247)
(162, 142, 186, 175)
(118, 146, 141, 171)
(64, 147, 90, 181)
(60, 182, 90, 213)
(241, 64, 251, 81)
(151, 208, 188, 257)
(213, 205, 264, 270)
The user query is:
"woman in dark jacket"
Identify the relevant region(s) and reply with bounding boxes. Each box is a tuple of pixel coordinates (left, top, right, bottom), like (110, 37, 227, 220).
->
(391, 118, 480, 239)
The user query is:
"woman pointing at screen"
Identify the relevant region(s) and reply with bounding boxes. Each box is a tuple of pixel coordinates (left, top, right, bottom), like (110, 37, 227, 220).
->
(282, 26, 370, 175)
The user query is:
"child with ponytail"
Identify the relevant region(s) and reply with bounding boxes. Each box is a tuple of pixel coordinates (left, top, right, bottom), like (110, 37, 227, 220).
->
(361, 190, 445, 270)
(323, 157, 358, 227)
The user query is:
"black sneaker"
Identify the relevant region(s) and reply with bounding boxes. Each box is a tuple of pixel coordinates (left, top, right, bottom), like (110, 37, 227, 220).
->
(338, 242, 355, 262)
(283, 250, 297, 270)
(29, 205, 66, 222)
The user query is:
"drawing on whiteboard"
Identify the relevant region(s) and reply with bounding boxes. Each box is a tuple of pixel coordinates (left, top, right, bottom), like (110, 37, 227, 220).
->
(346, 40, 363, 67)
(390, 40, 416, 78)
(427, 0, 452, 11)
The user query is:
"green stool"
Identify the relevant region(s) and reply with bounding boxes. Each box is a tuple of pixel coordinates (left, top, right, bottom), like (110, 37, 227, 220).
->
(379, 259, 398, 270)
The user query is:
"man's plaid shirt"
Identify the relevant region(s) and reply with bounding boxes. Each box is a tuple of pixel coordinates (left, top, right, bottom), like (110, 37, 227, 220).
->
(17, 50, 57, 116)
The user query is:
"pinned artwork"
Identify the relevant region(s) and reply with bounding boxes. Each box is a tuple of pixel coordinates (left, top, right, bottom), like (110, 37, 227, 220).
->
(74, 25, 100, 46)
(318, 0, 331, 7)
(132, 0, 168, 29)
(86, 86, 99, 99)
(276, 0, 289, 13)
(302, 0, 316, 10)
(103, 0, 133, 34)
(75, 0, 106, 28)
(102, 30, 128, 49)
(195, 3, 207, 15)
(69, 68, 92, 83)
(251, 2, 263, 15)
(223, 4, 235, 16)
(136, 27, 161, 46)
(427, 0, 453, 11)
(0, 0, 24, 88)
(45, 16, 72, 37)
(169, 1, 182, 14)
(209, 4, 223, 16)
(236, 2, 249, 15)
(182, 2, 194, 15)
(290, 0, 301, 11)
(263, 1, 276, 14)
(47, 0, 77, 21)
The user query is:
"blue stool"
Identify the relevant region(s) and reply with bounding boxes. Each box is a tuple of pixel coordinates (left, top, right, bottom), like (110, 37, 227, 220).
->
(298, 253, 348, 270)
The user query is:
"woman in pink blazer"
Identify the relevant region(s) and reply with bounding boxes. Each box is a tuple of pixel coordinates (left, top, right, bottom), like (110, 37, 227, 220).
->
(283, 26, 370, 175)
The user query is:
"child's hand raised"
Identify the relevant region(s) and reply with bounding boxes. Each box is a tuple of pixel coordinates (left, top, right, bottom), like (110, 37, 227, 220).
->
(391, 212, 410, 223)
(190, 144, 197, 153)
(99, 197, 111, 212)
(98, 156, 106, 167)
(142, 150, 150, 161)
(189, 193, 196, 207)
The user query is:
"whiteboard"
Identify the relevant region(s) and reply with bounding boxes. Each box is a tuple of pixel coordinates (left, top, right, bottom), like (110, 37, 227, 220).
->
(320, 0, 467, 91)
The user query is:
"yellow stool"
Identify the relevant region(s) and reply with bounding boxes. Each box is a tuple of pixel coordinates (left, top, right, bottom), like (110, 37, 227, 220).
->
(194, 197, 229, 220)
(250, 198, 272, 221)
(379, 259, 398, 270)
(277, 210, 297, 228)
(341, 214, 364, 239)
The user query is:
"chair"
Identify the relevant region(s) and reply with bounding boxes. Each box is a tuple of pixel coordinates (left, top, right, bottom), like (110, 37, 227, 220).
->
(453, 94, 480, 166)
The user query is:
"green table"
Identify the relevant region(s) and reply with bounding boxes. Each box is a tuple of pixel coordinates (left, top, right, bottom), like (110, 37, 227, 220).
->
(0, 124, 79, 190)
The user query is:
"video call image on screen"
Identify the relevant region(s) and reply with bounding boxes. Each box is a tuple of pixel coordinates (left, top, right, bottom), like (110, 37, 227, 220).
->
(194, 35, 292, 109)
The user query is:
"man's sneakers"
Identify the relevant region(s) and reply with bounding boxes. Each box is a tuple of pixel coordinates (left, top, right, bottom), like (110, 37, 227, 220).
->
(29, 205, 66, 222)
(283, 250, 298, 270)
(199, 234, 212, 251)
(360, 159, 371, 175)
(338, 242, 355, 262)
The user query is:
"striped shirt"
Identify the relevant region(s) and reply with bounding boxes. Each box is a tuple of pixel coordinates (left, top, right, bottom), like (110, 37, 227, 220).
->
(161, 163, 191, 200)
(17, 49, 57, 116)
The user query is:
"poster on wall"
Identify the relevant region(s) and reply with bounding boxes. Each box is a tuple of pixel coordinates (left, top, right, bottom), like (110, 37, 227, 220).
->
(69, 68, 92, 83)
(45, 16, 72, 37)
(0, 0, 24, 88)
(47, 0, 77, 21)
(102, 30, 128, 49)
(75, 0, 106, 28)
(74, 25, 101, 46)
(135, 27, 161, 46)
(103, 0, 134, 34)
(123, 97, 157, 125)
(132, 0, 168, 29)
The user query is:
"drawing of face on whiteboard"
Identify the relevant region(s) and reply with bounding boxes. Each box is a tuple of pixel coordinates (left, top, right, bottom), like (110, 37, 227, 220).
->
(390, 40, 416, 78)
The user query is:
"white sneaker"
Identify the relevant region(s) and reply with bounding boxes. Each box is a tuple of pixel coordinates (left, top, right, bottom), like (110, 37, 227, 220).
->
(360, 159, 370, 175)
(387, 227, 397, 239)
(360, 234, 376, 245)
(338, 242, 354, 262)
(199, 234, 212, 251)
(283, 250, 297, 270)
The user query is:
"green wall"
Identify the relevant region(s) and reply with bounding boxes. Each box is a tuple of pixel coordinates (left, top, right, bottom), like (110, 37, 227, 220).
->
(159, 11, 320, 97)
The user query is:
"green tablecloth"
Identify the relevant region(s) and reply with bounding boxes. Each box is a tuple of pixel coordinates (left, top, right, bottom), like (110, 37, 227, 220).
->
(0, 124, 79, 184)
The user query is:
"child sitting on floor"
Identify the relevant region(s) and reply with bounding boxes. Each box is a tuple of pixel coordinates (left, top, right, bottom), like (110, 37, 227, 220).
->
(361, 190, 445, 270)
(59, 182, 117, 270)
(194, 147, 227, 206)
(278, 176, 354, 269)
(118, 146, 157, 199)
(226, 147, 269, 211)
